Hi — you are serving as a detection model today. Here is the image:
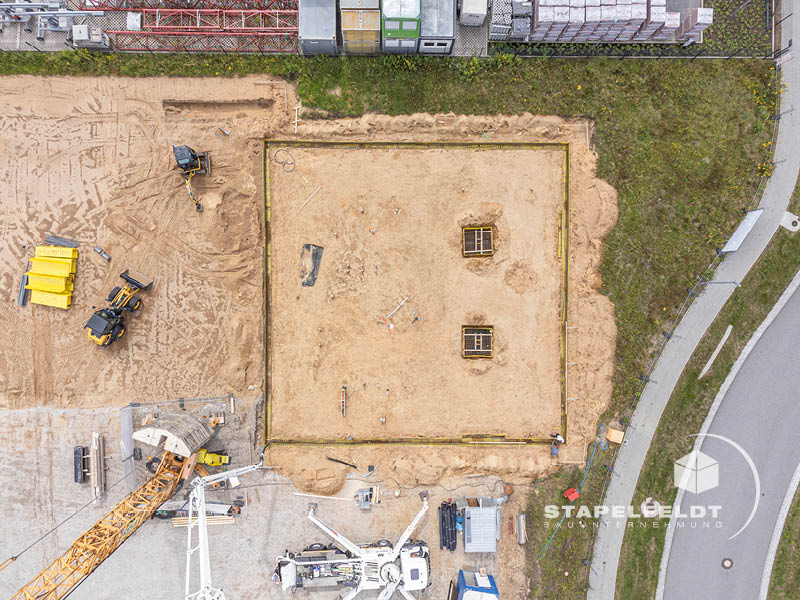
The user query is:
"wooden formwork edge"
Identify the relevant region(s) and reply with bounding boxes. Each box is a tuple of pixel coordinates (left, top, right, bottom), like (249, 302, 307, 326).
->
(262, 140, 571, 448)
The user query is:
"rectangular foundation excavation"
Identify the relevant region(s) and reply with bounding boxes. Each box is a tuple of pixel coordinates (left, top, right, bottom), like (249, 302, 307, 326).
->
(266, 142, 567, 441)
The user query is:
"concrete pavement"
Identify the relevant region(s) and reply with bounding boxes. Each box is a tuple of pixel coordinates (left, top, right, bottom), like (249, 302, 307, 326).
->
(0, 400, 518, 600)
(659, 274, 800, 599)
(588, 3, 800, 597)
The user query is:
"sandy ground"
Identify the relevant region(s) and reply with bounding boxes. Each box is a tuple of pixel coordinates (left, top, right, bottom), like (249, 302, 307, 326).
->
(0, 75, 617, 600)
(0, 75, 616, 503)
(269, 146, 564, 439)
(265, 115, 618, 490)
(0, 76, 279, 409)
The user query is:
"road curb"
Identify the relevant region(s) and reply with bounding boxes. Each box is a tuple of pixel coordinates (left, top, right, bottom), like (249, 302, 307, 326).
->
(656, 268, 800, 600)
(759, 461, 800, 599)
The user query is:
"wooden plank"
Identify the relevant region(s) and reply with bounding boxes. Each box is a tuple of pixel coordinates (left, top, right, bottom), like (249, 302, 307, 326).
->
(171, 516, 235, 527)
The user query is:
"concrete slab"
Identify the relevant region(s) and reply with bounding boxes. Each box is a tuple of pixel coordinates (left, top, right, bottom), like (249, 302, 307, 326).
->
(0, 399, 527, 600)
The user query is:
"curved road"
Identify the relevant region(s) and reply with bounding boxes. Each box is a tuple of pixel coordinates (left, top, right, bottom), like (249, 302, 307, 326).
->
(659, 274, 800, 599)
(588, 3, 800, 597)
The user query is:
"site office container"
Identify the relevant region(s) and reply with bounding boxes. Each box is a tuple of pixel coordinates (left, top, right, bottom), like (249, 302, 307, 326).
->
(419, 0, 455, 54)
(459, 0, 487, 26)
(299, 0, 338, 55)
(341, 0, 381, 54)
(382, 0, 421, 54)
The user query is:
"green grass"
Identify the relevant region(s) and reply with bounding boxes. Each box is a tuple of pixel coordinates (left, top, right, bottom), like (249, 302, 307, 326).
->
(702, 0, 773, 57)
(769, 484, 800, 599)
(526, 447, 615, 598)
(0, 52, 777, 598)
(526, 467, 594, 596)
(615, 175, 800, 599)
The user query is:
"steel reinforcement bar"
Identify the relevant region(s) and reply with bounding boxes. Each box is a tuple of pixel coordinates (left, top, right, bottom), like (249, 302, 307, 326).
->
(263, 139, 571, 447)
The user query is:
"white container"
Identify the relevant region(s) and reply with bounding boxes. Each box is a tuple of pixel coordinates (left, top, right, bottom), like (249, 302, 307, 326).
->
(460, 0, 488, 25)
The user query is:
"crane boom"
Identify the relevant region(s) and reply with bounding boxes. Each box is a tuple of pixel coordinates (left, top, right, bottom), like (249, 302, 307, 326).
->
(10, 452, 188, 600)
(184, 460, 266, 600)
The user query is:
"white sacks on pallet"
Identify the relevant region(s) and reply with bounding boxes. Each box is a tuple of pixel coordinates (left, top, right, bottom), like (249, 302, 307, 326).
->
(527, 0, 712, 43)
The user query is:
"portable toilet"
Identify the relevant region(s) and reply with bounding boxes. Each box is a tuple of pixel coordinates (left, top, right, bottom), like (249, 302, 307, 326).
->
(299, 0, 338, 55)
(341, 0, 381, 55)
(456, 570, 499, 600)
(419, 0, 455, 54)
(382, 0, 421, 54)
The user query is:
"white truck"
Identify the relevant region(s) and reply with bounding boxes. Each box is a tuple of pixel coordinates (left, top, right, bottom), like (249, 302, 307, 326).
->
(275, 493, 431, 600)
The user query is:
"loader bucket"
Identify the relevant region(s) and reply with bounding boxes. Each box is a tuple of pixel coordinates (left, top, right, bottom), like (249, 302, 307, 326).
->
(120, 269, 153, 291)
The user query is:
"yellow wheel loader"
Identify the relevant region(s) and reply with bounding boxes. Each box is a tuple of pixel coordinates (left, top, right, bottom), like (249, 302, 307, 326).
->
(85, 270, 152, 347)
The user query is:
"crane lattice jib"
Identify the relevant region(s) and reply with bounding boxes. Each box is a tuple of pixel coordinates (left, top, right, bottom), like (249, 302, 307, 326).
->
(10, 453, 185, 600)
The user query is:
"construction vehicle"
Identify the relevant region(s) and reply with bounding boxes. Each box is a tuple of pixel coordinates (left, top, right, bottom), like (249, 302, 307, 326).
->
(5, 451, 193, 600)
(85, 269, 152, 346)
(197, 448, 230, 467)
(184, 460, 266, 600)
(173, 145, 212, 213)
(3, 418, 251, 600)
(274, 492, 431, 600)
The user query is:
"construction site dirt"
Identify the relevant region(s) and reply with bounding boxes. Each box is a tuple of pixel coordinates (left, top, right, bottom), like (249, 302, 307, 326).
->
(0, 75, 617, 589)
(0, 76, 270, 410)
(268, 144, 564, 440)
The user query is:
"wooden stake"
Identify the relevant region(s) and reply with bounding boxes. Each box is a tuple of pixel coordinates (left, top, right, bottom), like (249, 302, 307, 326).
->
(386, 296, 410, 319)
(299, 185, 321, 209)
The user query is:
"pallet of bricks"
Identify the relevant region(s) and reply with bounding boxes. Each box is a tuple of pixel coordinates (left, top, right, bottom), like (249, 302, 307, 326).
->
(25, 245, 78, 309)
(488, 0, 711, 43)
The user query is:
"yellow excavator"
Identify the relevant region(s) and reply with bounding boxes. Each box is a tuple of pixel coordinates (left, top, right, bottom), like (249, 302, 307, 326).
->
(173, 145, 212, 213)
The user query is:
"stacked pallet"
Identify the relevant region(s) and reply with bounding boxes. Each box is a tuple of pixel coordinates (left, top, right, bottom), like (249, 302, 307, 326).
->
(652, 9, 680, 41)
(676, 7, 713, 42)
(510, 1, 532, 41)
(489, 0, 513, 40)
(633, 0, 665, 41)
(490, 0, 711, 43)
(26, 246, 77, 309)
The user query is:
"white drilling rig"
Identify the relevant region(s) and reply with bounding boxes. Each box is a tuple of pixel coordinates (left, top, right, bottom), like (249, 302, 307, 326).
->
(274, 492, 431, 600)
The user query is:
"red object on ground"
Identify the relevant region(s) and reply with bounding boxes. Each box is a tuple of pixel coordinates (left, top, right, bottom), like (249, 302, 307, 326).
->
(564, 487, 580, 502)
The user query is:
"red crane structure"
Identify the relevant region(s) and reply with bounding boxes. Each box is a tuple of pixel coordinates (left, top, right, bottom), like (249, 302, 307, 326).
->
(72, 0, 298, 53)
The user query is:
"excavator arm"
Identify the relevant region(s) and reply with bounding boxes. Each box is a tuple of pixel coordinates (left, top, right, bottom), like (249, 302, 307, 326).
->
(10, 452, 188, 600)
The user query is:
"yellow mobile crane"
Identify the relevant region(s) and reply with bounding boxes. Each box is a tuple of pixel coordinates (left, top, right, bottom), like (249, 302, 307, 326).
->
(3, 420, 211, 600)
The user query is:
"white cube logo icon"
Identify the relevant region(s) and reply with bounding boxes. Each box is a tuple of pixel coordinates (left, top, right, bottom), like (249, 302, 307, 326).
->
(674, 451, 719, 494)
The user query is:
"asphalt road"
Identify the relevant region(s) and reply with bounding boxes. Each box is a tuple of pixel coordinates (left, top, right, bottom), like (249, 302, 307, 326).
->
(660, 281, 800, 598)
(588, 5, 800, 596)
